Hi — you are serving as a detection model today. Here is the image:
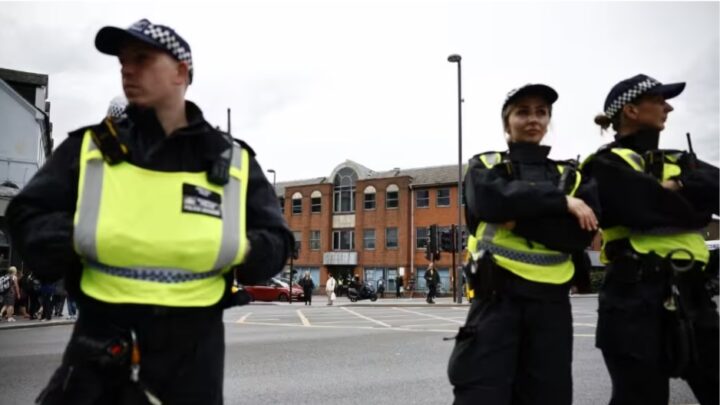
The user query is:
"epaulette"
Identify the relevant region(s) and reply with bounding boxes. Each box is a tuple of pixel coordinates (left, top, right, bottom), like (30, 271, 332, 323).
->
(470, 151, 508, 168)
(70, 118, 130, 164)
(90, 117, 130, 165)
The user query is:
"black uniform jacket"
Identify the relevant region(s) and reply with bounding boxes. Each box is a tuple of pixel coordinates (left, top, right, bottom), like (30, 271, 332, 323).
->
(6, 101, 292, 310)
(464, 142, 600, 253)
(580, 130, 718, 234)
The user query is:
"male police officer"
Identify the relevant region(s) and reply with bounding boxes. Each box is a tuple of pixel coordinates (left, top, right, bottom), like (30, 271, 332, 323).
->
(7, 19, 292, 404)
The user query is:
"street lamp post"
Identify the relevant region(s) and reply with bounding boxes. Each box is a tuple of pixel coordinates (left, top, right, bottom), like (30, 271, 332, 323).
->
(267, 169, 276, 189)
(447, 54, 463, 304)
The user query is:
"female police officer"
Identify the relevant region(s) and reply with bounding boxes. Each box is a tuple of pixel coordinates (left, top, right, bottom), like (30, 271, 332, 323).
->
(448, 84, 600, 405)
(582, 74, 719, 405)
(7, 19, 292, 404)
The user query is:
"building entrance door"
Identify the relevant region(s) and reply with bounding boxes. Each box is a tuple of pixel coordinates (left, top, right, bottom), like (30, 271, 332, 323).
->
(327, 266, 354, 296)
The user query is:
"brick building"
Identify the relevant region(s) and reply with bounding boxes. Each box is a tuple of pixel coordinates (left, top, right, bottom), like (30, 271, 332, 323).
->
(275, 160, 466, 294)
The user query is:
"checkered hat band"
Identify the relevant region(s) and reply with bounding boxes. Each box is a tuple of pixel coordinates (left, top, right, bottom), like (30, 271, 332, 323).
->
(605, 78, 660, 119)
(139, 24, 193, 71)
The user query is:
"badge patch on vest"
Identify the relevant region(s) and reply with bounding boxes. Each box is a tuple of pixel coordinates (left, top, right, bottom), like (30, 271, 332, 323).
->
(182, 184, 222, 218)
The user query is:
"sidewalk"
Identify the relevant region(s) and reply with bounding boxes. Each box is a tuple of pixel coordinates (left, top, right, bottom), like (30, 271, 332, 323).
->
(0, 316, 75, 331)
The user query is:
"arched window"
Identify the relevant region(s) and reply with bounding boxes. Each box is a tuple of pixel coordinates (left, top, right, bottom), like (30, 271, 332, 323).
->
(386, 184, 399, 209)
(363, 186, 376, 210)
(292, 192, 303, 215)
(333, 168, 357, 213)
(311, 190, 322, 213)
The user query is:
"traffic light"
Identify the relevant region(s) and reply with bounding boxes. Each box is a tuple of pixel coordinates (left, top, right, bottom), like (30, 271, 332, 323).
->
(460, 230, 468, 251)
(440, 229, 454, 252)
(428, 225, 438, 254)
(426, 225, 439, 261)
(292, 241, 300, 260)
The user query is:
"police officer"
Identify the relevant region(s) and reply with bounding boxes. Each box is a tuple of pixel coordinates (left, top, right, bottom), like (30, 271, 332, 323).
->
(6, 19, 292, 404)
(447, 84, 600, 405)
(582, 74, 719, 405)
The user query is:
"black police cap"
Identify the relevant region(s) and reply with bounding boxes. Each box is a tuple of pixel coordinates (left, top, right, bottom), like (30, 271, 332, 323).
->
(603, 74, 685, 120)
(95, 19, 194, 84)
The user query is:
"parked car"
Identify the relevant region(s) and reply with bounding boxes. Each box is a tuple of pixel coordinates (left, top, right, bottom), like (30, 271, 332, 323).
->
(243, 278, 304, 302)
(277, 277, 303, 293)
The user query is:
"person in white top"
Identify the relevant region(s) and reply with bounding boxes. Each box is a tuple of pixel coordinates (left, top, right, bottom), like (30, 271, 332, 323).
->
(326, 275, 337, 306)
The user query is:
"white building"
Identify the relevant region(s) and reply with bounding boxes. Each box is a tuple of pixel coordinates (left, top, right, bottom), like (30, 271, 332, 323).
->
(0, 68, 52, 268)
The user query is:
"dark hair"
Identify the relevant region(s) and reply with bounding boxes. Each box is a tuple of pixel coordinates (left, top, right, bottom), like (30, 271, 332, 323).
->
(594, 114, 613, 131)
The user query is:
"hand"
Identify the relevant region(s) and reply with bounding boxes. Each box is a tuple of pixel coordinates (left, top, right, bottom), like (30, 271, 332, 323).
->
(566, 196, 598, 232)
(661, 179, 681, 191)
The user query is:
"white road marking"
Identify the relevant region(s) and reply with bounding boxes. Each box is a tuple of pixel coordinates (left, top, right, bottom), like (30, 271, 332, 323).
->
(341, 307, 392, 327)
(236, 313, 252, 323)
(296, 310, 311, 326)
(573, 323, 597, 328)
(392, 307, 464, 324)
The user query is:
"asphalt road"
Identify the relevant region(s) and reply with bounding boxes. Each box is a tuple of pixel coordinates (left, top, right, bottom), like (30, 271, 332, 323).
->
(0, 298, 700, 404)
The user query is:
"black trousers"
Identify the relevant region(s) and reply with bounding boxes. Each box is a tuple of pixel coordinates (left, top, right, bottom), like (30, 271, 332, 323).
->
(427, 284, 437, 302)
(37, 304, 225, 405)
(597, 259, 719, 405)
(448, 272, 572, 405)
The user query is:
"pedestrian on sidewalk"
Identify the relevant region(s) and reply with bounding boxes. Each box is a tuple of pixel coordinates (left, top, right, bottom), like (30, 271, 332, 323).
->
(424, 263, 440, 304)
(0, 267, 20, 322)
(22, 271, 41, 319)
(396, 275, 403, 298)
(299, 271, 315, 306)
(52, 278, 67, 317)
(326, 274, 336, 306)
(39, 280, 54, 321)
(66, 294, 78, 320)
(376, 278, 385, 298)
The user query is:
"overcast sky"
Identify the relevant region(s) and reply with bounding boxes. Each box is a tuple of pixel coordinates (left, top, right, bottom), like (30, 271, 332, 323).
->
(1, 1, 718, 183)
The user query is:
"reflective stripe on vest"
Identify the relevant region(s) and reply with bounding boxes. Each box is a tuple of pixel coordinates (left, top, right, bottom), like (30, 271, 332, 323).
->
(467, 158, 578, 285)
(74, 130, 250, 306)
(611, 148, 645, 172)
(479, 152, 502, 168)
(600, 147, 709, 265)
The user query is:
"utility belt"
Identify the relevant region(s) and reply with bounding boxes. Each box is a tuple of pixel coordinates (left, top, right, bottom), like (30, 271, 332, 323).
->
(464, 252, 569, 302)
(605, 244, 714, 378)
(604, 241, 700, 285)
(38, 317, 165, 405)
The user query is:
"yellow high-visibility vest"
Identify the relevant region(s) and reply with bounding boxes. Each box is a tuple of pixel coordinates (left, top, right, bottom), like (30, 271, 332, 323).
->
(74, 130, 250, 306)
(466, 152, 582, 284)
(596, 148, 708, 265)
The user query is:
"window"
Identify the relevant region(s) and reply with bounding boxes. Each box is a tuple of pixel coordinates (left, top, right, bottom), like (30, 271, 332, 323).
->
(310, 230, 321, 250)
(332, 229, 355, 251)
(293, 231, 302, 252)
(363, 229, 376, 250)
(278, 197, 285, 214)
(416, 227, 428, 249)
(292, 192, 302, 214)
(364, 186, 376, 210)
(311, 190, 322, 213)
(386, 184, 399, 209)
(416, 189, 429, 208)
(437, 188, 450, 207)
(386, 227, 398, 249)
(333, 168, 357, 213)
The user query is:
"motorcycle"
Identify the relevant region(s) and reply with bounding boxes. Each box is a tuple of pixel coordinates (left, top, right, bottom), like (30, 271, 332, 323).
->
(347, 282, 378, 302)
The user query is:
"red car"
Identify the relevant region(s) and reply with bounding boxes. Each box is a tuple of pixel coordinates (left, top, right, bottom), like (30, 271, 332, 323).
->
(243, 278, 304, 302)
